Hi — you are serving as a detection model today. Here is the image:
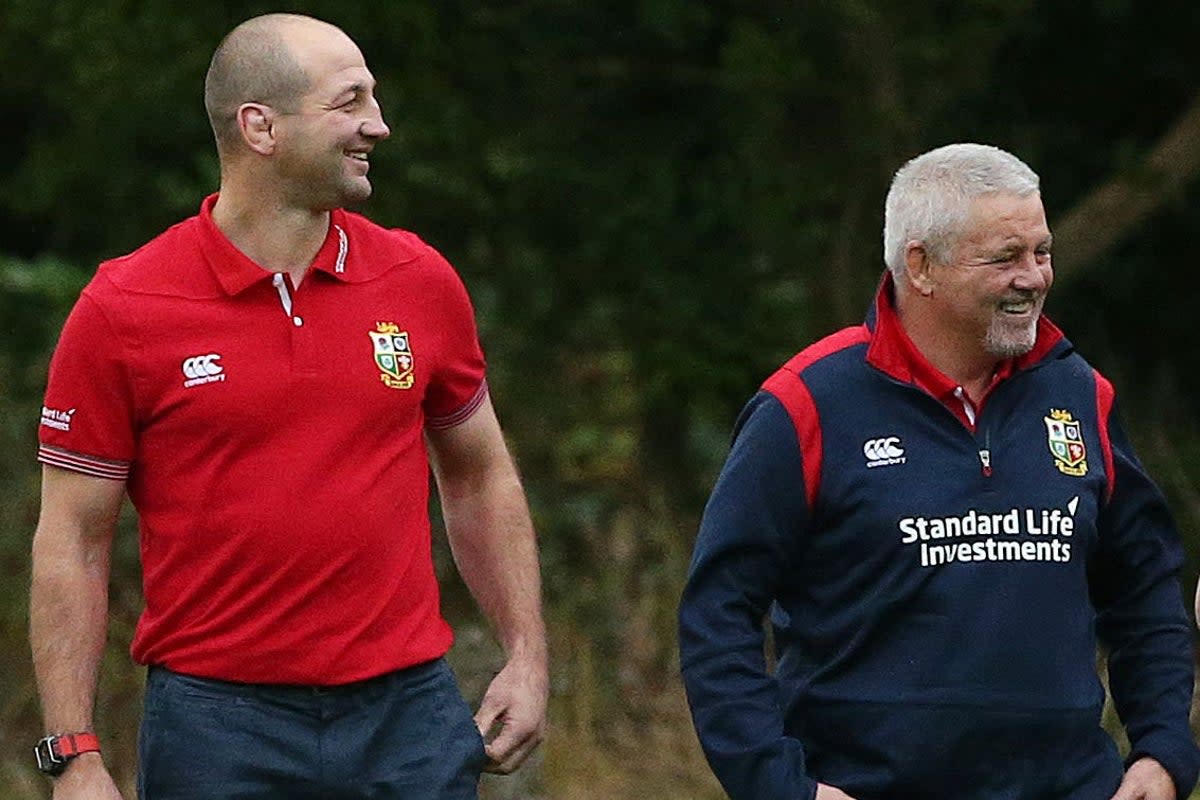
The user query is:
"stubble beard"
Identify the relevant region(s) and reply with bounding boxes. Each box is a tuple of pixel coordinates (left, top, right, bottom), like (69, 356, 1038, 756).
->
(283, 149, 374, 211)
(984, 304, 1041, 359)
(338, 168, 373, 207)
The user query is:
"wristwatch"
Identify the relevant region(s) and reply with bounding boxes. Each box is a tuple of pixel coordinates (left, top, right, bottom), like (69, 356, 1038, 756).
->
(34, 731, 101, 776)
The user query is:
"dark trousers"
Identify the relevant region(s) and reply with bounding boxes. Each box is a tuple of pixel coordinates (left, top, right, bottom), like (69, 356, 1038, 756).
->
(137, 658, 486, 799)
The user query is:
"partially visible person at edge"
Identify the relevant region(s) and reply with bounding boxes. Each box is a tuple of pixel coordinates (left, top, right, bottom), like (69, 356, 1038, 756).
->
(1194, 573, 1200, 631)
(679, 143, 1199, 800)
(29, 13, 547, 799)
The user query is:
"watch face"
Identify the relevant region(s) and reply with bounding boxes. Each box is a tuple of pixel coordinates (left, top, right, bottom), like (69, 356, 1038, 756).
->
(34, 736, 68, 776)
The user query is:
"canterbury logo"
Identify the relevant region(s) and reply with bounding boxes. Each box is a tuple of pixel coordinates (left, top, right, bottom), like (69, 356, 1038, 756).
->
(864, 436, 906, 468)
(182, 353, 226, 388)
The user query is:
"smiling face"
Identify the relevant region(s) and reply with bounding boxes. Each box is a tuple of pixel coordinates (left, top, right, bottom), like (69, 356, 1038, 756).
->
(927, 192, 1053, 360)
(270, 22, 390, 209)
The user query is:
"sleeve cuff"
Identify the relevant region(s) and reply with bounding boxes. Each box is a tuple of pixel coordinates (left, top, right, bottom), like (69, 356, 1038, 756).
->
(425, 379, 488, 430)
(37, 445, 130, 481)
(1128, 736, 1200, 799)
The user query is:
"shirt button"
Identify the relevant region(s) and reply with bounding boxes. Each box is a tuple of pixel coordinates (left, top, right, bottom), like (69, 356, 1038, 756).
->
(293, 316, 304, 327)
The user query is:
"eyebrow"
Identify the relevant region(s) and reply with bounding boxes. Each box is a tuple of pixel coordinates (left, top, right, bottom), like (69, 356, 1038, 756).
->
(998, 232, 1053, 248)
(329, 81, 373, 104)
(980, 234, 1052, 261)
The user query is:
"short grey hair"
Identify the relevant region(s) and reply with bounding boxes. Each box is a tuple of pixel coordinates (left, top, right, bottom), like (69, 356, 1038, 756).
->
(883, 143, 1040, 276)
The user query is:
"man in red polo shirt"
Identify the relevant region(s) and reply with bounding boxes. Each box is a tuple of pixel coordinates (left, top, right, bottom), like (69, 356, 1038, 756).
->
(30, 13, 547, 799)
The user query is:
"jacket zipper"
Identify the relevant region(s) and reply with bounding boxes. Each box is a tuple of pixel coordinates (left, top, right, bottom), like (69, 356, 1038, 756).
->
(978, 428, 992, 477)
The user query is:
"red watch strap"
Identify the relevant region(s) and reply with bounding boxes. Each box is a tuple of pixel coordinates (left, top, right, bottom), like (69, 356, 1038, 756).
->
(55, 732, 101, 758)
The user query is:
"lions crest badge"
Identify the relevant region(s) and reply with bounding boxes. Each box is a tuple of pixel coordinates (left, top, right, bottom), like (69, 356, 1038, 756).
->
(370, 322, 414, 389)
(1044, 408, 1086, 477)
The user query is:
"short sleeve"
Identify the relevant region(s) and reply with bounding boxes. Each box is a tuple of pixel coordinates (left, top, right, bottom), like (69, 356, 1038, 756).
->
(37, 289, 135, 480)
(420, 252, 487, 430)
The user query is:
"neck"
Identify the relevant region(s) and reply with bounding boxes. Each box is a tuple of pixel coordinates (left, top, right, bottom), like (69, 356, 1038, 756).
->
(211, 178, 331, 286)
(896, 295, 1000, 403)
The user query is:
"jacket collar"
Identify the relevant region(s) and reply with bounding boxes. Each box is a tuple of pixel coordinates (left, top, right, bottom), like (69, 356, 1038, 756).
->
(864, 271, 1067, 405)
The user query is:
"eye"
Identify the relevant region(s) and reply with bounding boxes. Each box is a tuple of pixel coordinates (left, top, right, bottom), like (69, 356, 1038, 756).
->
(334, 91, 364, 111)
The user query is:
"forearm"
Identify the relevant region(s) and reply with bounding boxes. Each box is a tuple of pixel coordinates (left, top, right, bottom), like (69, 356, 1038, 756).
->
(682, 656, 818, 800)
(1097, 416, 1200, 796)
(30, 524, 113, 732)
(680, 577, 817, 800)
(427, 399, 548, 771)
(1106, 589, 1198, 796)
(679, 392, 818, 799)
(442, 462, 546, 661)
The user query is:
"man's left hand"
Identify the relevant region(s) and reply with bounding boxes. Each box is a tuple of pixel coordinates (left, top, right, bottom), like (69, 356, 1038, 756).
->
(1109, 757, 1176, 800)
(474, 654, 549, 774)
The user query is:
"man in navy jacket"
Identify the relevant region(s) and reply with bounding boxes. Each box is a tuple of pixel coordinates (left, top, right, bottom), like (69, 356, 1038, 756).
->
(679, 143, 1199, 800)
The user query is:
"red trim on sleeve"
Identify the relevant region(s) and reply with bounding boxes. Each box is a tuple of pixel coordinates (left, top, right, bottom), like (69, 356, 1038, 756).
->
(1093, 370, 1116, 503)
(37, 445, 130, 482)
(762, 326, 870, 510)
(784, 325, 871, 374)
(762, 372, 822, 510)
(425, 379, 488, 430)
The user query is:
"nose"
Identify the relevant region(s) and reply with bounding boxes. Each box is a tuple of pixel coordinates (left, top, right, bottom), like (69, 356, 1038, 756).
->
(365, 113, 390, 141)
(1012, 250, 1051, 293)
(362, 97, 390, 141)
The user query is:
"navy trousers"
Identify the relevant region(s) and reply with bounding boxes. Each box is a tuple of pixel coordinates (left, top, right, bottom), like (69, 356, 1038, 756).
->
(137, 658, 487, 799)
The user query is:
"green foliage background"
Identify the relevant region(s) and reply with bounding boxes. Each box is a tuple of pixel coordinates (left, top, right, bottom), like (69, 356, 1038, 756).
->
(3, 1, 1200, 797)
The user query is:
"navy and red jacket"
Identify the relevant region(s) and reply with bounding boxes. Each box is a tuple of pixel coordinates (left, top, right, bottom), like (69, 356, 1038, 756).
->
(679, 275, 1199, 800)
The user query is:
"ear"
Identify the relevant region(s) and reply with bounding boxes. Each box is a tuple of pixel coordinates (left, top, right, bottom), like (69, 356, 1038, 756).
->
(235, 103, 276, 156)
(903, 241, 935, 297)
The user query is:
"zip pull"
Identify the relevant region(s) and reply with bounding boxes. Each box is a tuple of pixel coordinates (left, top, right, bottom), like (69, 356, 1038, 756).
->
(978, 448, 992, 477)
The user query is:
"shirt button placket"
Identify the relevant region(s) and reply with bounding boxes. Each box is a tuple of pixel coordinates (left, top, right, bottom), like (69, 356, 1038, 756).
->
(290, 297, 320, 377)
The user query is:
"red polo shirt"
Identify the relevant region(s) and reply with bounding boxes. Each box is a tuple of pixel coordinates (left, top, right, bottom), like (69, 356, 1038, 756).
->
(38, 195, 487, 684)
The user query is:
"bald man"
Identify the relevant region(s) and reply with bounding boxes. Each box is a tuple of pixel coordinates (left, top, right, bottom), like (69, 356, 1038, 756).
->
(30, 14, 547, 799)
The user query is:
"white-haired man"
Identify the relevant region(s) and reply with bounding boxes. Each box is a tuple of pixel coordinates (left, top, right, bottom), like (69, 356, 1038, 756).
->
(680, 143, 1199, 800)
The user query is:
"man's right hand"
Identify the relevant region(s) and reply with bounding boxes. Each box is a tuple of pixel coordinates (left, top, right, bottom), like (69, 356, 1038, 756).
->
(816, 783, 858, 800)
(51, 754, 125, 799)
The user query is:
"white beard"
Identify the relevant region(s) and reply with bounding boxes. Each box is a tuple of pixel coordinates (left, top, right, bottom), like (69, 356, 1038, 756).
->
(984, 312, 1039, 358)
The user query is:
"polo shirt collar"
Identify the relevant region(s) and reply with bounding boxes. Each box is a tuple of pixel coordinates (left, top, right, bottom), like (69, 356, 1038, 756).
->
(864, 271, 1066, 403)
(195, 193, 355, 295)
